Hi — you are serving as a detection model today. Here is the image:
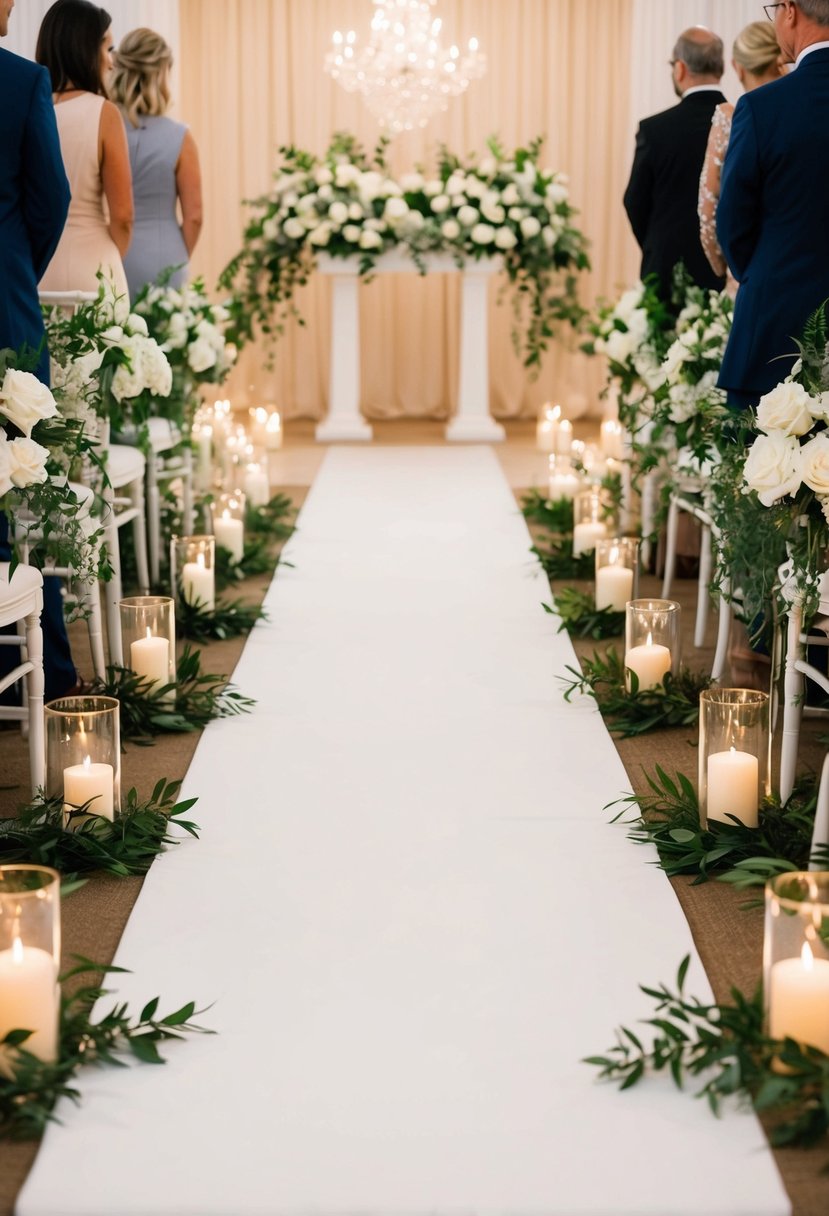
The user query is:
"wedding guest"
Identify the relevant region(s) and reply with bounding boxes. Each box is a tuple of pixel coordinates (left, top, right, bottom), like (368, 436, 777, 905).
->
(109, 27, 203, 300)
(37, 0, 132, 302)
(623, 27, 727, 302)
(0, 0, 81, 701)
(718, 0, 829, 410)
(698, 21, 784, 295)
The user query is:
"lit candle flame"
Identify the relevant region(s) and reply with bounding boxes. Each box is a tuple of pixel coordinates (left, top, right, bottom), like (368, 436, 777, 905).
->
(145, 627, 153, 641)
(197, 553, 205, 570)
(801, 941, 815, 971)
(646, 632, 653, 647)
(12, 936, 23, 964)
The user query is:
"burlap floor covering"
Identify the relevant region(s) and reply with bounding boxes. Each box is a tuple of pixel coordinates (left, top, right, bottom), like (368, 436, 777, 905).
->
(0, 487, 827, 1215)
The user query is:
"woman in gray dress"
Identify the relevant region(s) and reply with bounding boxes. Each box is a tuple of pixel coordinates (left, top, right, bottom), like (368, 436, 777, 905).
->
(108, 27, 203, 300)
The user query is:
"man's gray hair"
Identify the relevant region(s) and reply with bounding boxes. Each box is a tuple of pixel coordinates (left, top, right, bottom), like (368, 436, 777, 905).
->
(673, 30, 724, 77)
(797, 0, 829, 26)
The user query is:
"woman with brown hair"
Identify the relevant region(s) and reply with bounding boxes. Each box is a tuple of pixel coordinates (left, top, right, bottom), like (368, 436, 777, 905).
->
(108, 27, 203, 300)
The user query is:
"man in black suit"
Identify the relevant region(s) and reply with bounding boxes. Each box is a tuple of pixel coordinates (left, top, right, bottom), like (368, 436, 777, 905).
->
(623, 27, 727, 302)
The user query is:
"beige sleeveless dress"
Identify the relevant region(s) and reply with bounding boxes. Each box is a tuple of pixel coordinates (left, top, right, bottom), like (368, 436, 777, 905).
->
(39, 92, 129, 302)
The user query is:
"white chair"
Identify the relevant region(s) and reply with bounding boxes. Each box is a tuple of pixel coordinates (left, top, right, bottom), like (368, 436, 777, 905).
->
(102, 426, 150, 664)
(778, 571, 829, 802)
(118, 416, 195, 585)
(0, 563, 45, 795)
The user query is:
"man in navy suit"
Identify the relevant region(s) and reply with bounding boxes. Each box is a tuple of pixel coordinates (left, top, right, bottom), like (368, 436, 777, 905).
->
(718, 0, 829, 409)
(624, 27, 727, 303)
(0, 0, 79, 700)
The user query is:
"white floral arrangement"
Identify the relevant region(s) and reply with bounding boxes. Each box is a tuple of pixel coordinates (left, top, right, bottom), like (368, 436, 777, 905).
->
(221, 131, 589, 369)
(0, 368, 56, 497)
(743, 379, 829, 509)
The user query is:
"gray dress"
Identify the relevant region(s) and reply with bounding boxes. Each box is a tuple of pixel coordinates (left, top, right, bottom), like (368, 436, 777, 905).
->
(122, 114, 189, 301)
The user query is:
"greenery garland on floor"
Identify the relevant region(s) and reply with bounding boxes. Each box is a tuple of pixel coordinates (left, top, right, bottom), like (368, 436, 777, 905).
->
(178, 592, 268, 643)
(544, 589, 625, 640)
(0, 780, 198, 879)
(560, 648, 711, 736)
(609, 766, 829, 886)
(0, 958, 212, 1141)
(92, 646, 255, 742)
(586, 955, 829, 1150)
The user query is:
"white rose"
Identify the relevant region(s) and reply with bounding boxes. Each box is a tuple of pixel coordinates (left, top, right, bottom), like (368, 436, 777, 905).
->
(520, 215, 541, 238)
(281, 191, 298, 209)
(328, 201, 349, 226)
(445, 173, 465, 196)
(359, 229, 383, 250)
(430, 194, 451, 214)
(494, 226, 517, 250)
(545, 180, 569, 206)
(441, 219, 461, 240)
(743, 431, 802, 506)
(300, 211, 320, 231)
(0, 369, 58, 436)
(295, 192, 318, 214)
(799, 431, 829, 495)
(308, 222, 332, 246)
(508, 206, 527, 221)
(262, 217, 279, 241)
(481, 202, 506, 224)
(163, 313, 189, 350)
(756, 382, 816, 437)
(542, 225, 556, 248)
(7, 436, 49, 488)
(317, 184, 333, 202)
(470, 223, 495, 245)
(382, 178, 402, 197)
(399, 171, 424, 192)
(334, 163, 360, 188)
(423, 179, 443, 197)
(501, 184, 520, 206)
(314, 166, 334, 186)
(348, 202, 364, 220)
(187, 338, 217, 374)
(384, 196, 409, 221)
(126, 313, 148, 337)
(357, 171, 384, 203)
(457, 205, 479, 227)
(283, 217, 306, 240)
(479, 156, 497, 177)
(451, 194, 467, 208)
(603, 328, 637, 366)
(401, 210, 424, 233)
(343, 224, 361, 243)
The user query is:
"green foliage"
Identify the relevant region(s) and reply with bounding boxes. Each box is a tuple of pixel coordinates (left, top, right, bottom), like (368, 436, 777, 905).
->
(177, 590, 268, 643)
(90, 646, 255, 742)
(544, 588, 625, 640)
(608, 766, 829, 884)
(0, 958, 213, 1140)
(560, 647, 710, 736)
(245, 492, 296, 539)
(520, 487, 574, 534)
(0, 779, 199, 879)
(586, 955, 829, 1149)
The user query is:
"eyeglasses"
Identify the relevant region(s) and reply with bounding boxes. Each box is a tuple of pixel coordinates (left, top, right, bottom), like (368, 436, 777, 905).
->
(763, 2, 786, 20)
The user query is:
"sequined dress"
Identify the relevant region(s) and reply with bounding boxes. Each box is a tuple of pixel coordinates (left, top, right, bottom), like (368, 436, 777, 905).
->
(697, 102, 737, 296)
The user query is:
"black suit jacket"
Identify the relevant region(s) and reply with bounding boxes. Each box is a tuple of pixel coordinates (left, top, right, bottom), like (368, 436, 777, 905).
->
(623, 89, 727, 299)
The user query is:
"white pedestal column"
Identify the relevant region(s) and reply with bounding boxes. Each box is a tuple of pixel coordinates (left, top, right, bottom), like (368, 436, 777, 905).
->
(446, 263, 505, 443)
(315, 271, 373, 443)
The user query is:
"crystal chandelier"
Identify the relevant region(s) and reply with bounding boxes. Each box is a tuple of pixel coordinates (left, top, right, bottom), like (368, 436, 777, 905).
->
(324, 0, 487, 136)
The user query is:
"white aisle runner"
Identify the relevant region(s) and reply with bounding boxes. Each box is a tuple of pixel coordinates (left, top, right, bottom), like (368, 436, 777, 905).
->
(20, 448, 789, 1216)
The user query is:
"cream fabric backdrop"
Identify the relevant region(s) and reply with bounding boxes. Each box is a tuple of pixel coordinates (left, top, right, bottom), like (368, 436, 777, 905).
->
(178, 0, 633, 421)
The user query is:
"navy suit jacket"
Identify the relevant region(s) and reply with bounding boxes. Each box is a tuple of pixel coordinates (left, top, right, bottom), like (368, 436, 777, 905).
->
(0, 46, 69, 382)
(623, 90, 727, 300)
(718, 49, 829, 402)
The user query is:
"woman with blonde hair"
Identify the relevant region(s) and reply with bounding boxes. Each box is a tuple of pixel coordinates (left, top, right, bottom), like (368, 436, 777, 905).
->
(698, 20, 784, 293)
(108, 27, 203, 299)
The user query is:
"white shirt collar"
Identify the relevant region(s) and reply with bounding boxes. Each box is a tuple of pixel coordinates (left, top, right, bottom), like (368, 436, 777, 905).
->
(796, 40, 829, 67)
(681, 85, 723, 98)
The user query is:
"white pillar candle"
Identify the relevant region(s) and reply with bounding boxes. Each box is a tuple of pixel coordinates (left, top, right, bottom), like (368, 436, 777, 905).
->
(555, 419, 573, 455)
(63, 755, 114, 820)
(600, 419, 624, 460)
(595, 564, 633, 612)
(243, 465, 270, 509)
(572, 520, 608, 556)
(625, 635, 671, 691)
(548, 471, 582, 501)
(182, 554, 215, 611)
(213, 512, 245, 563)
(130, 629, 170, 692)
(264, 411, 283, 450)
(769, 944, 829, 1055)
(0, 940, 58, 1073)
(707, 747, 759, 828)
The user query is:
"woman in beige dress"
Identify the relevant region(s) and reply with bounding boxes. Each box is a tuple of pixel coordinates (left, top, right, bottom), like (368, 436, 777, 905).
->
(37, 0, 133, 302)
(698, 21, 784, 296)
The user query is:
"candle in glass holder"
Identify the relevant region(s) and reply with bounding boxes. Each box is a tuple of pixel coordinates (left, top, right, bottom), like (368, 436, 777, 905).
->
(769, 942, 829, 1055)
(536, 403, 560, 452)
(625, 631, 671, 691)
(706, 746, 759, 828)
(595, 558, 633, 612)
(63, 754, 114, 820)
(243, 462, 270, 508)
(213, 510, 244, 562)
(265, 411, 283, 450)
(600, 419, 624, 460)
(548, 457, 581, 501)
(0, 938, 58, 1069)
(182, 552, 215, 611)
(130, 627, 170, 692)
(572, 519, 608, 556)
(555, 418, 574, 455)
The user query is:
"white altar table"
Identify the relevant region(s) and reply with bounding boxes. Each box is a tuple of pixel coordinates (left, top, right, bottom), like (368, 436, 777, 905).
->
(315, 250, 506, 444)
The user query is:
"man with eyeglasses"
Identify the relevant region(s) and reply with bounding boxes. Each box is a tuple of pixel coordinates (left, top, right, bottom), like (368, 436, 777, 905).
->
(623, 26, 727, 303)
(718, 0, 829, 408)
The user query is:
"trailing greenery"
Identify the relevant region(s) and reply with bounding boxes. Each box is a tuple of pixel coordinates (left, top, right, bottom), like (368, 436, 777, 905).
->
(245, 492, 296, 539)
(91, 646, 255, 742)
(0, 779, 198, 879)
(520, 487, 575, 534)
(585, 955, 829, 1150)
(0, 958, 212, 1141)
(543, 588, 625, 640)
(177, 590, 267, 643)
(532, 537, 595, 581)
(215, 535, 278, 589)
(608, 765, 829, 886)
(560, 647, 710, 736)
